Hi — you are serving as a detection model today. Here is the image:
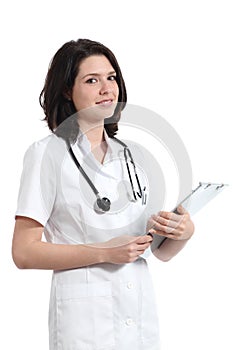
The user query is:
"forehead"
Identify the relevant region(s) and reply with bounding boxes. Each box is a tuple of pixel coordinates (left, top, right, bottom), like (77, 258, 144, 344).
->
(78, 55, 114, 75)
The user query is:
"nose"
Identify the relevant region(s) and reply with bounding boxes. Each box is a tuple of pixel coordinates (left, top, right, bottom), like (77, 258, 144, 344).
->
(99, 79, 113, 95)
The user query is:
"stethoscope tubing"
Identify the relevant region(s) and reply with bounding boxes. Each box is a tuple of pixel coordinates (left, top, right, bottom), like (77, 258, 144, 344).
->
(66, 137, 144, 212)
(67, 142, 100, 197)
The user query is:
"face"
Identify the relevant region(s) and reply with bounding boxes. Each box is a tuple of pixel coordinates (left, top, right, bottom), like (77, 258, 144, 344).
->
(71, 55, 119, 120)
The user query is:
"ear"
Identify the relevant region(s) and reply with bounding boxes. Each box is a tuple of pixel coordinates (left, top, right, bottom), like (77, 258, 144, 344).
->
(63, 88, 72, 101)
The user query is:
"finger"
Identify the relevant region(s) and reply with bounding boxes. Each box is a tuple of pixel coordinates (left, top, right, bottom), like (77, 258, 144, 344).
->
(137, 238, 153, 246)
(148, 228, 180, 240)
(152, 221, 178, 234)
(147, 232, 154, 239)
(149, 215, 182, 234)
(137, 242, 152, 252)
(136, 235, 153, 244)
(153, 215, 180, 229)
(158, 211, 182, 222)
(176, 205, 187, 215)
(136, 243, 152, 254)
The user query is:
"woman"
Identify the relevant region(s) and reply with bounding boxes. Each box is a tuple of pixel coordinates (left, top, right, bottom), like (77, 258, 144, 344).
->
(12, 39, 194, 350)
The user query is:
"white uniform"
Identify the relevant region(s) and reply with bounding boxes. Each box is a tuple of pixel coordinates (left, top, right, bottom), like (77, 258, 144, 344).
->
(16, 131, 160, 350)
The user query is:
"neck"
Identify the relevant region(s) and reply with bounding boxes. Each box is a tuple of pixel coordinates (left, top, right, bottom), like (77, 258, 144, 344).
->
(79, 121, 105, 148)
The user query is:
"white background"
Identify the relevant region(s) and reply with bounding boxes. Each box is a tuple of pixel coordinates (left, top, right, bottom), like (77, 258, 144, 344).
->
(0, 0, 232, 349)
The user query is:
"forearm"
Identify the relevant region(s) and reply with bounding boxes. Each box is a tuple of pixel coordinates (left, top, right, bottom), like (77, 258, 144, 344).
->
(13, 240, 107, 270)
(13, 240, 106, 270)
(12, 217, 152, 270)
(152, 238, 189, 262)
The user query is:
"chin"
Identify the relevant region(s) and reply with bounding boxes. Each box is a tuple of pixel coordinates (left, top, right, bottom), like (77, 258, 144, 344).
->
(78, 103, 117, 123)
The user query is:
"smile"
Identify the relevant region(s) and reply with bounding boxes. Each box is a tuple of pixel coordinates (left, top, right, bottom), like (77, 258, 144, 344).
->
(96, 99, 113, 106)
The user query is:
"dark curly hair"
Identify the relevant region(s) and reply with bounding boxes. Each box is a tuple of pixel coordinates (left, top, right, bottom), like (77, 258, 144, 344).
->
(39, 39, 127, 142)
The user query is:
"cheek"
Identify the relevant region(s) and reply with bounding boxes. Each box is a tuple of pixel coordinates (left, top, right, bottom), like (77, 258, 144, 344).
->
(72, 88, 94, 110)
(115, 83, 119, 96)
(115, 82, 119, 95)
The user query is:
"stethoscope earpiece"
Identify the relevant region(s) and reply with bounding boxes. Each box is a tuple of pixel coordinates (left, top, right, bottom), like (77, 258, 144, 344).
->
(94, 196, 111, 214)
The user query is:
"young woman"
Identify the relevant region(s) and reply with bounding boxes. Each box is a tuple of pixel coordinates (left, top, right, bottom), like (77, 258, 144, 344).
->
(12, 39, 194, 350)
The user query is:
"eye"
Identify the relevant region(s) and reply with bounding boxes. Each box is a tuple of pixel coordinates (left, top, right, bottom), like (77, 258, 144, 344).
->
(108, 75, 117, 81)
(86, 78, 98, 84)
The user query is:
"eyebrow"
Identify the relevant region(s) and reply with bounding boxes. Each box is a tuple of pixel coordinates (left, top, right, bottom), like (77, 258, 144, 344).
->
(81, 70, 116, 80)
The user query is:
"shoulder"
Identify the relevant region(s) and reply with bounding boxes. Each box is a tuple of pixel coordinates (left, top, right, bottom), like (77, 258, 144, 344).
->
(24, 134, 66, 162)
(21, 134, 67, 182)
(25, 134, 57, 153)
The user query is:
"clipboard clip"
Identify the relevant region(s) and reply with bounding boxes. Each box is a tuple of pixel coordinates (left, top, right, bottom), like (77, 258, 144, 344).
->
(204, 183, 211, 189)
(216, 184, 224, 190)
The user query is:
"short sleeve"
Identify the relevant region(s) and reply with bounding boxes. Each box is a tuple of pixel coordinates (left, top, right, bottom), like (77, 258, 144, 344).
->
(15, 137, 56, 226)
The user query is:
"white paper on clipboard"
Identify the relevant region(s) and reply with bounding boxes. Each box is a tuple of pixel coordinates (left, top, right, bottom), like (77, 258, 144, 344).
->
(152, 182, 229, 249)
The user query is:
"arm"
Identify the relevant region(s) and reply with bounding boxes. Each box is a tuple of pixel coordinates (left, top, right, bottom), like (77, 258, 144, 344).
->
(147, 206, 195, 262)
(12, 216, 153, 270)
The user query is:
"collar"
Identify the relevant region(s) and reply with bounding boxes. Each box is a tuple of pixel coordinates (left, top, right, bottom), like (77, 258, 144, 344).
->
(76, 128, 114, 155)
(76, 130, 91, 155)
(73, 128, 119, 180)
(103, 128, 114, 154)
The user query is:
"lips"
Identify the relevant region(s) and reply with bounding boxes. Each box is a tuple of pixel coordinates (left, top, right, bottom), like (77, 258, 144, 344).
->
(96, 99, 113, 105)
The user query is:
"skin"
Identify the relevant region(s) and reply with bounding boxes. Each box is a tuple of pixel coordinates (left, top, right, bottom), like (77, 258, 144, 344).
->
(72, 55, 119, 112)
(147, 205, 194, 261)
(72, 55, 119, 163)
(12, 54, 194, 270)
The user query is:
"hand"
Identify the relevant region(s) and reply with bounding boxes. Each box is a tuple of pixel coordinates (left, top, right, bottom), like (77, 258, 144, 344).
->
(147, 206, 195, 241)
(92, 235, 153, 264)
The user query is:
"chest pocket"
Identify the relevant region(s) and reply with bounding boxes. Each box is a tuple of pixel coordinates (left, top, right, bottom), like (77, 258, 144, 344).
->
(56, 281, 115, 350)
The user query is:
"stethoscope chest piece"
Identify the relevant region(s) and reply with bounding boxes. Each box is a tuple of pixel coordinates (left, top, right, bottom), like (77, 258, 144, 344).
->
(94, 196, 111, 214)
(67, 137, 146, 215)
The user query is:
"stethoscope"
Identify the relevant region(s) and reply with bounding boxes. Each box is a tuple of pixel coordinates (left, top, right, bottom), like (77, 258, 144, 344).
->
(67, 137, 147, 214)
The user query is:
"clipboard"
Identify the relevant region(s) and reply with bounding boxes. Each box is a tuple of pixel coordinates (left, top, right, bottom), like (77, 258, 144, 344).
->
(151, 182, 229, 249)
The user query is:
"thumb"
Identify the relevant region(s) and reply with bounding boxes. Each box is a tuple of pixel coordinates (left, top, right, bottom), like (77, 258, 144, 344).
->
(176, 205, 186, 215)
